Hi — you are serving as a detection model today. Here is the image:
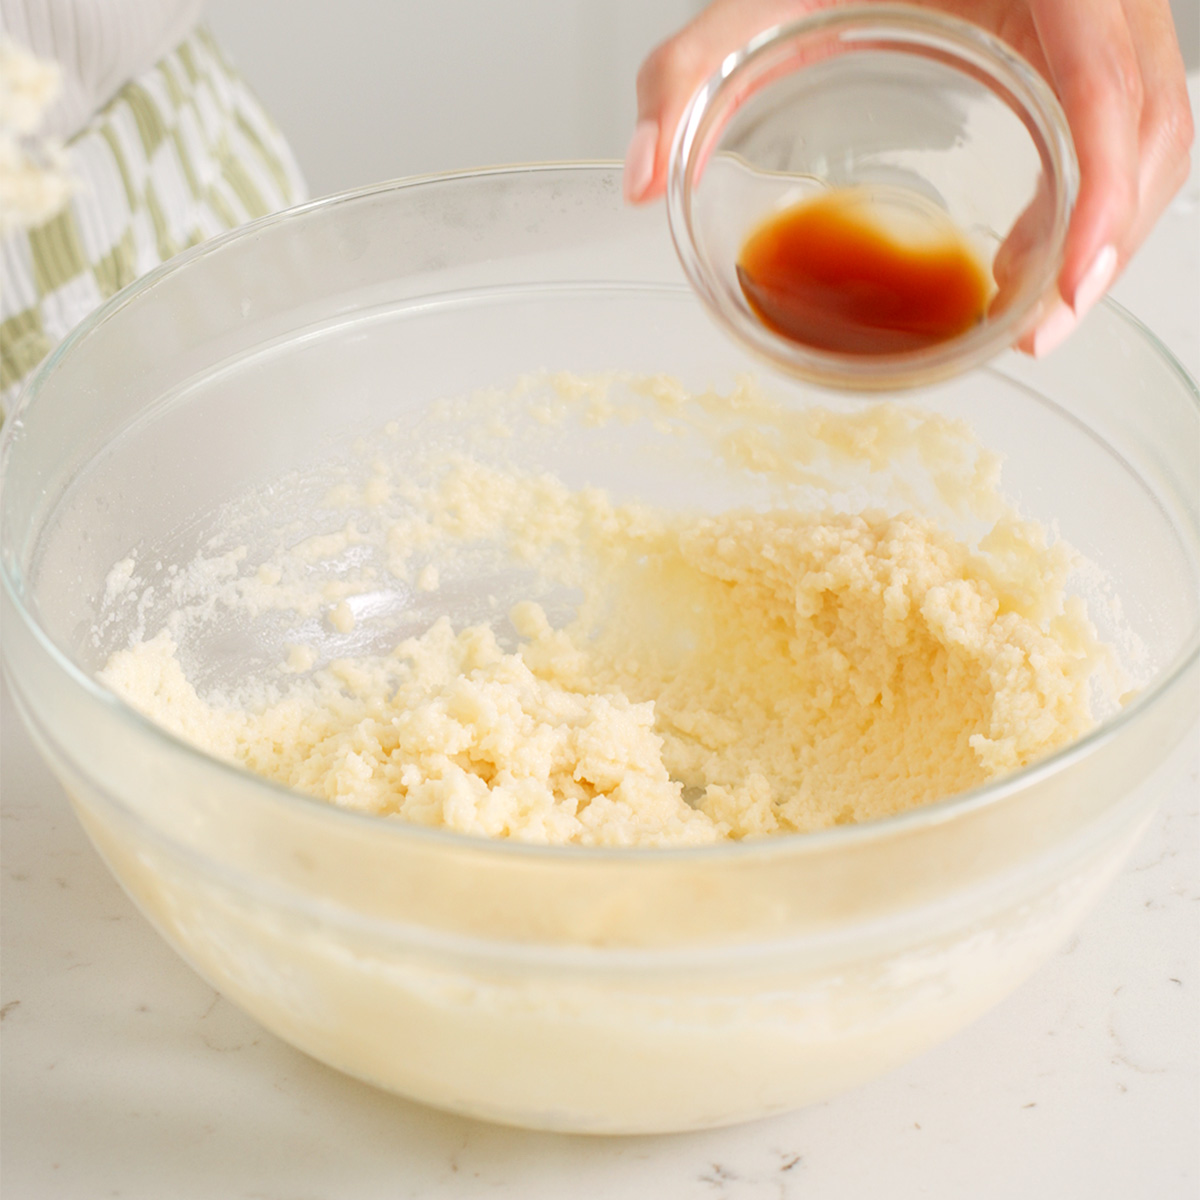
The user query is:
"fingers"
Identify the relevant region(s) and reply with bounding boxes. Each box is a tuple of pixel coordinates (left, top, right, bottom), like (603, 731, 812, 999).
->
(1118, 0, 1194, 251)
(1030, 0, 1139, 310)
(624, 0, 822, 204)
(990, 175, 1054, 330)
(1028, 0, 1192, 355)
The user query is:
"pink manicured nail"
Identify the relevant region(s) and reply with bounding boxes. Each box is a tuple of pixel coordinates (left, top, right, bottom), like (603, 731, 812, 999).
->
(1030, 244, 1118, 357)
(623, 119, 658, 204)
(1072, 243, 1118, 319)
(1032, 300, 1077, 358)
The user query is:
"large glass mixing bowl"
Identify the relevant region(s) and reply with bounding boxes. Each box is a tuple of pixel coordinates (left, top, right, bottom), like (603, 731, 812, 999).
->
(1, 164, 1197, 1134)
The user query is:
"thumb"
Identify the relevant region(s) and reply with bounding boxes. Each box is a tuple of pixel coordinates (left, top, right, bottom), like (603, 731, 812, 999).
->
(624, 0, 820, 204)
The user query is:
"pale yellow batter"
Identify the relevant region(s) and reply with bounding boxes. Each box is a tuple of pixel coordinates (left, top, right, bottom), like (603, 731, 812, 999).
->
(99, 378, 1109, 847)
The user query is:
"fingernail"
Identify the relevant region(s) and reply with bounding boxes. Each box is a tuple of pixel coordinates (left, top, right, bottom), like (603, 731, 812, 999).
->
(1072, 244, 1118, 318)
(623, 119, 658, 204)
(1032, 300, 1077, 358)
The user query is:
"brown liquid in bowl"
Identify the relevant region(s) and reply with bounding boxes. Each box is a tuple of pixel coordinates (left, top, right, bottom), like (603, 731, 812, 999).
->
(737, 189, 992, 356)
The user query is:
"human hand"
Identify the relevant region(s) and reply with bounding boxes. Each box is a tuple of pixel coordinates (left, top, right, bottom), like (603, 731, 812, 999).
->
(623, 0, 1193, 356)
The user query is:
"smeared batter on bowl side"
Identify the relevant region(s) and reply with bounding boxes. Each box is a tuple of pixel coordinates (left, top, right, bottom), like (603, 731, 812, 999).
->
(99, 375, 1115, 847)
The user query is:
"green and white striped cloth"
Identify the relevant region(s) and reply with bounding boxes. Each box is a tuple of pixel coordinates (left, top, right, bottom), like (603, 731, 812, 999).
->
(0, 24, 307, 413)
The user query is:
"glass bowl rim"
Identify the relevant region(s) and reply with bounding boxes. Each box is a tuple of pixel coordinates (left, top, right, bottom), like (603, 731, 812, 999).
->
(1, 162, 1196, 870)
(665, 2, 1079, 390)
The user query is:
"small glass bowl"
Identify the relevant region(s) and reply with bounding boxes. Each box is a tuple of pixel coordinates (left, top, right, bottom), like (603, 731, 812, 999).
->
(666, 3, 1079, 390)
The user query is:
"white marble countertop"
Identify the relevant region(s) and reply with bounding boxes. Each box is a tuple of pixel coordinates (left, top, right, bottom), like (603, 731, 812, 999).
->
(3, 82, 1197, 1200)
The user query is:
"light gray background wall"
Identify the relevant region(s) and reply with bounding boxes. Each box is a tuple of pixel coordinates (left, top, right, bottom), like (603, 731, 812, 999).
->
(1175, 0, 1200, 77)
(206, 0, 1199, 201)
(205, 0, 701, 199)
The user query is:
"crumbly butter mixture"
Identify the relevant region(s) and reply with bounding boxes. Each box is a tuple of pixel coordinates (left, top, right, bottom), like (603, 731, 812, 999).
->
(99, 377, 1110, 847)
